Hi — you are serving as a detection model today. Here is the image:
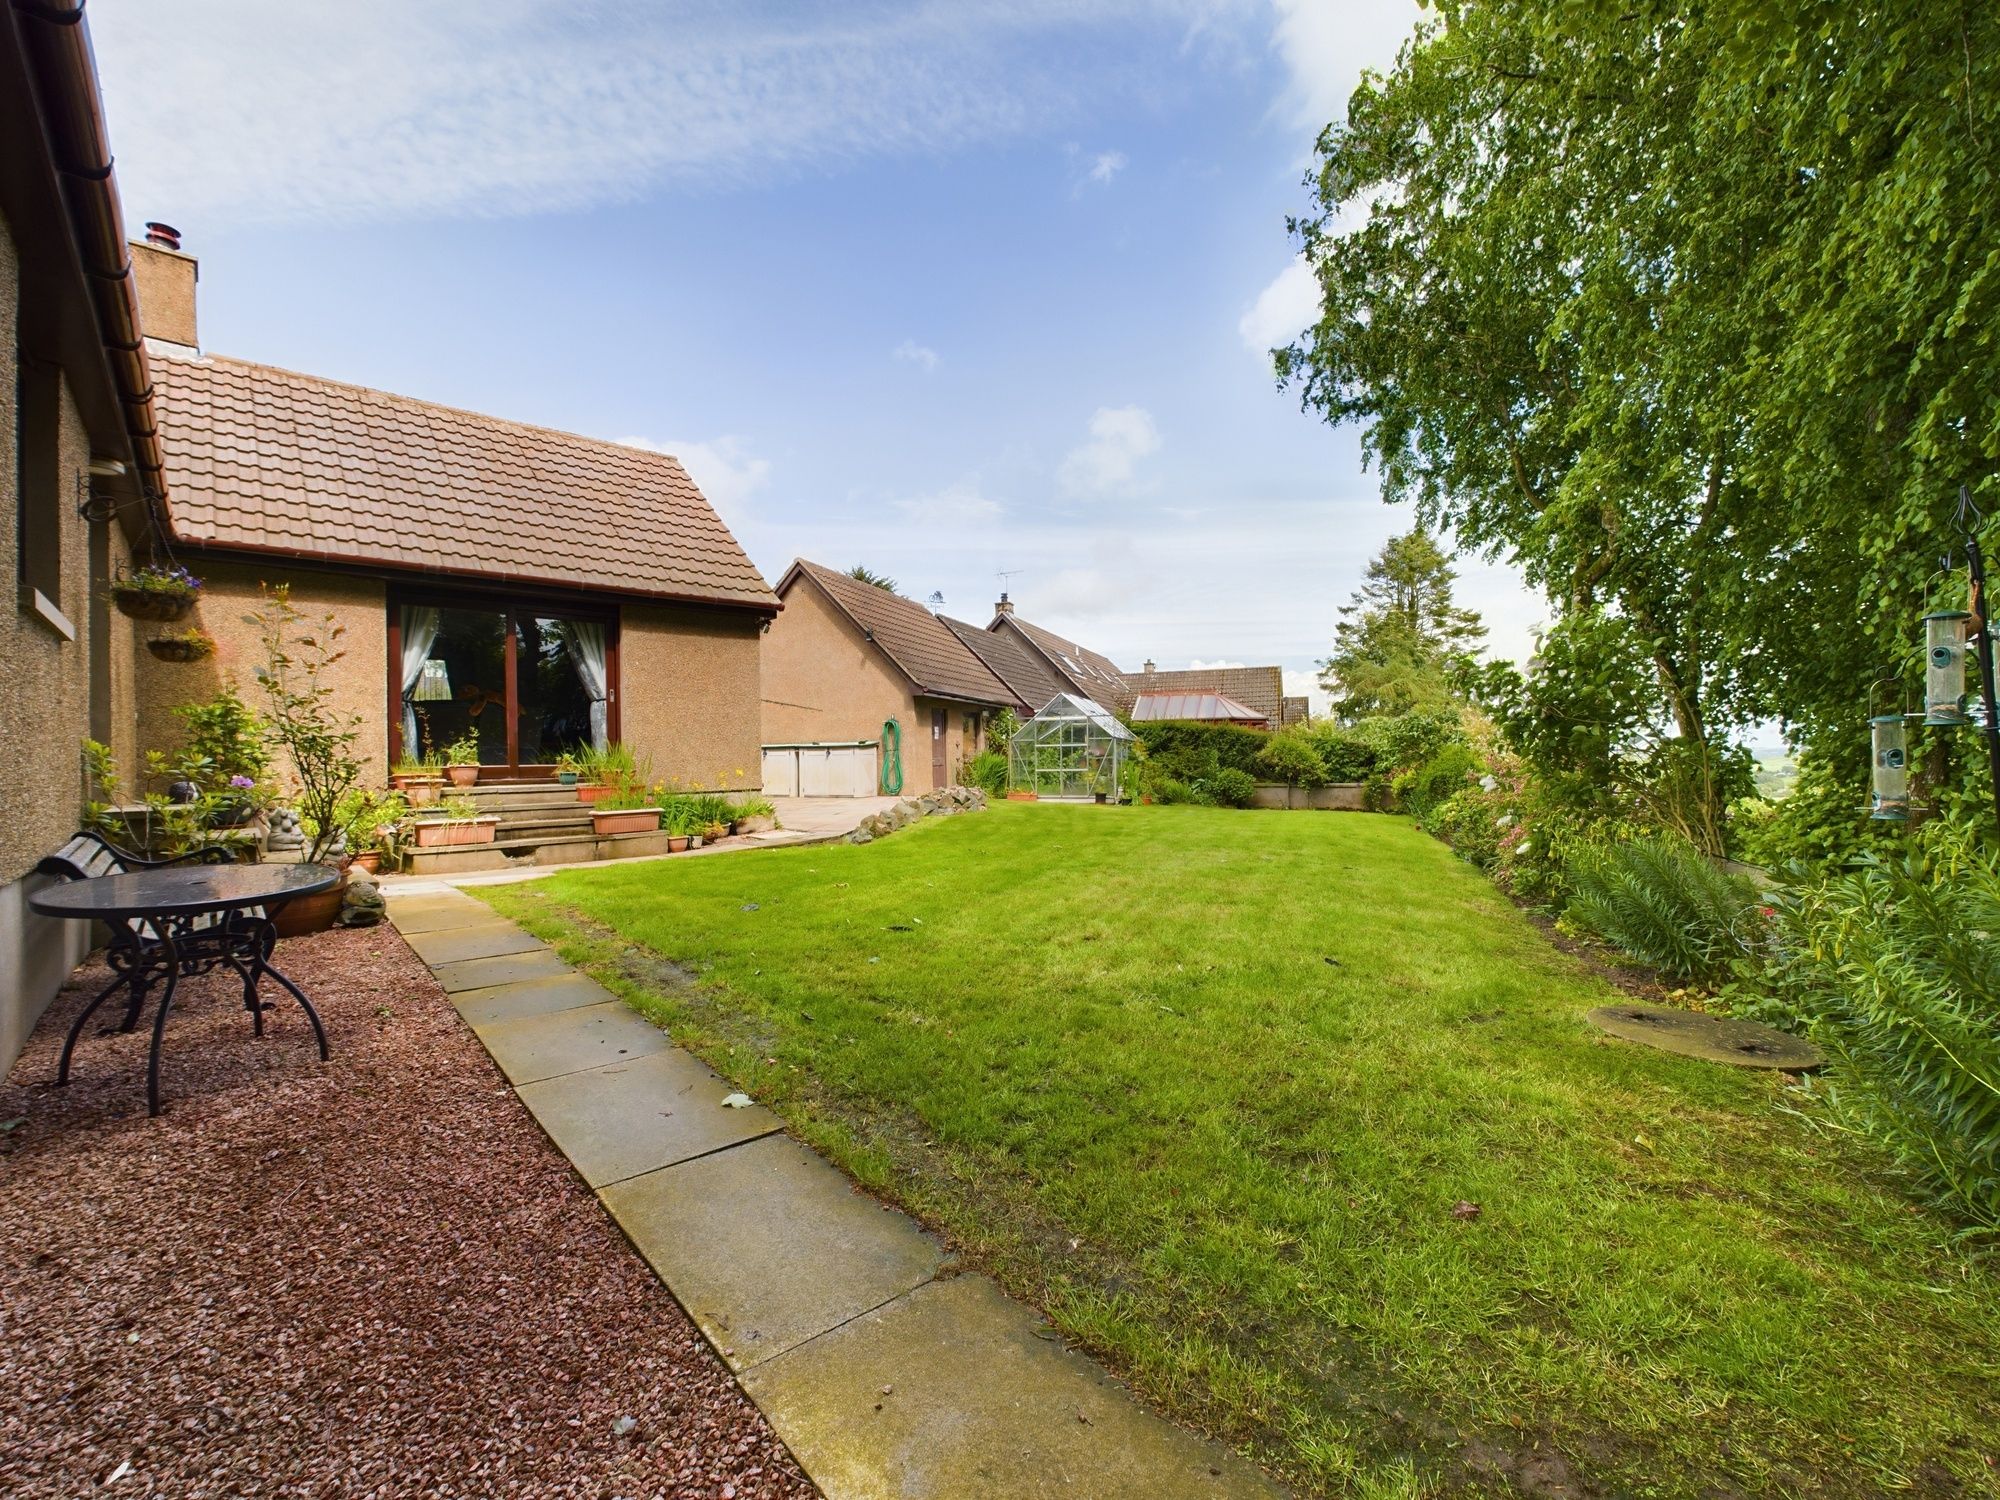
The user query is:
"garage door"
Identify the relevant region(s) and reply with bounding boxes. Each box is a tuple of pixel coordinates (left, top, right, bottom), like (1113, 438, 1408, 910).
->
(761, 743, 878, 797)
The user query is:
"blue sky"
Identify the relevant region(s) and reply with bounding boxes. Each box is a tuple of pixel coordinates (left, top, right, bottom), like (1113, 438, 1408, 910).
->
(92, 0, 1542, 707)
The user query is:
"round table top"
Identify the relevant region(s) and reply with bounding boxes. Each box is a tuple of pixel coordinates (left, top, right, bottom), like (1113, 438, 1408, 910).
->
(30, 862, 342, 920)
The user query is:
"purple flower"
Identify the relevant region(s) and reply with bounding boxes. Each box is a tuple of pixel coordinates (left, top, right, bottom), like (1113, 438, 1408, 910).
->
(230, 775, 256, 789)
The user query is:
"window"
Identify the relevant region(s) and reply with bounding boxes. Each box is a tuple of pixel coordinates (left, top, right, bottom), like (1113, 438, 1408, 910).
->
(15, 352, 65, 623)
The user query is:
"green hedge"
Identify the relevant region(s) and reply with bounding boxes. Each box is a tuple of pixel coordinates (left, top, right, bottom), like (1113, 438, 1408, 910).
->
(1130, 722, 1268, 779)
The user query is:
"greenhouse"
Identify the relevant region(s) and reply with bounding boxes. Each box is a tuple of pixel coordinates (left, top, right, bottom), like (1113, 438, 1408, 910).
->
(1009, 693, 1134, 800)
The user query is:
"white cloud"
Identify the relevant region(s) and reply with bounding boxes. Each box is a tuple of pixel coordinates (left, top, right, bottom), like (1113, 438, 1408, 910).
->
(1072, 148, 1128, 193)
(1281, 667, 1332, 718)
(615, 434, 769, 526)
(1057, 405, 1161, 497)
(87, 0, 1263, 225)
(1238, 256, 1321, 354)
(893, 339, 941, 373)
(1269, 0, 1425, 135)
(895, 479, 1003, 527)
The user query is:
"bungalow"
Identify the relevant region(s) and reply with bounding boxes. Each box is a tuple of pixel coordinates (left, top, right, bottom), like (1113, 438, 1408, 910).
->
(136, 240, 777, 787)
(760, 561, 1012, 794)
(1123, 662, 1310, 730)
(0, 0, 773, 1067)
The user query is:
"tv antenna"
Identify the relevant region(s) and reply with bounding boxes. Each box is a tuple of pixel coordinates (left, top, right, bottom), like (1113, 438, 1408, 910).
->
(926, 590, 945, 614)
(996, 568, 1024, 594)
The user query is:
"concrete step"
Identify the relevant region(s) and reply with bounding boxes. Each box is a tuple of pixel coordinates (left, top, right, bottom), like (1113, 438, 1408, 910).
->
(402, 826, 676, 877)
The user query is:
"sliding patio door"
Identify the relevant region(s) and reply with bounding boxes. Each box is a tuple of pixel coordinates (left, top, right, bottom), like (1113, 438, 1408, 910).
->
(390, 593, 616, 772)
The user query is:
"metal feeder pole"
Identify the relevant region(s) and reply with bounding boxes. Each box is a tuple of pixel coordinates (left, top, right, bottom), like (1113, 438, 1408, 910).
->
(1960, 485, 2000, 835)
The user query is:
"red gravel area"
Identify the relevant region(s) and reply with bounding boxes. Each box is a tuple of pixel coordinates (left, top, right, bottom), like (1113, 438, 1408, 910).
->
(0, 925, 816, 1500)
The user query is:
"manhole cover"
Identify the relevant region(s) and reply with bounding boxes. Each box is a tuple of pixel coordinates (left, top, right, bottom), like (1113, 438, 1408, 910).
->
(1585, 1003, 1824, 1071)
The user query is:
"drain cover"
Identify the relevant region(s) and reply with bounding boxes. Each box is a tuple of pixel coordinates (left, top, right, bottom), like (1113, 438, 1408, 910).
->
(1586, 1003, 1824, 1071)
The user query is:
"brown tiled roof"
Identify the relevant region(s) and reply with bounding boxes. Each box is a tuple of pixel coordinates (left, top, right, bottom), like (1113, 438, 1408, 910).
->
(153, 353, 778, 610)
(1130, 691, 1268, 726)
(994, 615, 1132, 711)
(940, 616, 1066, 715)
(783, 560, 1014, 707)
(1122, 665, 1291, 725)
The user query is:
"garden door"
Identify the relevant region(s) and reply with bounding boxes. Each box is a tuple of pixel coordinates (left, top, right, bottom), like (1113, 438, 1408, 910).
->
(390, 593, 617, 775)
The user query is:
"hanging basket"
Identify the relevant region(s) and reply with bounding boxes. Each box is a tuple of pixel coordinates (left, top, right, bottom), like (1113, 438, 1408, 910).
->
(113, 584, 198, 622)
(147, 631, 217, 663)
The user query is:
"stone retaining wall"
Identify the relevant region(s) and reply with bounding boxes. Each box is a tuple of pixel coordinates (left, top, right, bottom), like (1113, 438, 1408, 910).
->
(1249, 783, 1369, 812)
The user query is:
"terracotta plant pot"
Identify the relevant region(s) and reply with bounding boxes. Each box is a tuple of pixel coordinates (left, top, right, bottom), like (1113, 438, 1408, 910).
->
(444, 764, 479, 788)
(402, 777, 443, 807)
(1006, 790, 1039, 802)
(111, 586, 196, 622)
(575, 783, 612, 805)
(667, 835, 691, 853)
(592, 807, 661, 836)
(350, 850, 383, 874)
(411, 815, 500, 847)
(269, 870, 349, 938)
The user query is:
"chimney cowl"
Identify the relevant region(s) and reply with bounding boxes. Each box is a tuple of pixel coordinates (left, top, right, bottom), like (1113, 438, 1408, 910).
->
(1143, 659, 1156, 674)
(994, 592, 1015, 617)
(144, 221, 182, 251)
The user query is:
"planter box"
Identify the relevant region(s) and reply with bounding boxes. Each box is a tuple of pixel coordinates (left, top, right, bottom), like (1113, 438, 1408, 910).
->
(575, 783, 613, 805)
(591, 807, 661, 836)
(411, 815, 500, 848)
(1005, 791, 1039, 802)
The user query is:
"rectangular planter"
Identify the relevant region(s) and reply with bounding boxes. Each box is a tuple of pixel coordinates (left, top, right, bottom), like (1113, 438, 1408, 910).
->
(411, 815, 500, 847)
(1005, 791, 1039, 802)
(591, 807, 661, 835)
(575, 783, 613, 805)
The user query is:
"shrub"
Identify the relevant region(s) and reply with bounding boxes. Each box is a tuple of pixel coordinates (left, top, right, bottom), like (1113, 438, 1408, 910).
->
(1150, 777, 1195, 805)
(1129, 722, 1267, 779)
(1423, 786, 1511, 869)
(1256, 729, 1327, 787)
(964, 750, 1008, 796)
(175, 683, 270, 789)
(1563, 835, 1762, 985)
(251, 585, 367, 864)
(1207, 768, 1257, 807)
(1313, 728, 1379, 783)
(1393, 742, 1481, 819)
(1751, 838, 2000, 1230)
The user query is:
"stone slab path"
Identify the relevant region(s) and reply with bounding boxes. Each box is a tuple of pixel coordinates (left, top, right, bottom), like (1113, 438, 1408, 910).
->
(386, 886, 1284, 1500)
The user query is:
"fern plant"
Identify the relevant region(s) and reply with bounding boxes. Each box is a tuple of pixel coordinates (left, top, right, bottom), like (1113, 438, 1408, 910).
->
(1563, 835, 1761, 984)
(1770, 836, 2000, 1232)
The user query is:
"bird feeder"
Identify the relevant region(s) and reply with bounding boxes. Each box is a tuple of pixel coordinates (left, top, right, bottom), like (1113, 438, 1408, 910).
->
(1869, 714, 1910, 820)
(1922, 611, 1971, 726)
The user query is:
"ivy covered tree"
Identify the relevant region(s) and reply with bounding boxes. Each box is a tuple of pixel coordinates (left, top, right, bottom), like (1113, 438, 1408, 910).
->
(1322, 528, 1485, 719)
(1278, 0, 2000, 846)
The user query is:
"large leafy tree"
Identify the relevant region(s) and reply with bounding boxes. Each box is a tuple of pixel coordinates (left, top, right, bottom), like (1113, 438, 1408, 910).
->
(1278, 0, 2000, 834)
(1322, 528, 1485, 717)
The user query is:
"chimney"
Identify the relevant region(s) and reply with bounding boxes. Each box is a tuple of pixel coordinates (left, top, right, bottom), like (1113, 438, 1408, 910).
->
(129, 223, 198, 353)
(1143, 659, 1156, 674)
(994, 592, 1015, 617)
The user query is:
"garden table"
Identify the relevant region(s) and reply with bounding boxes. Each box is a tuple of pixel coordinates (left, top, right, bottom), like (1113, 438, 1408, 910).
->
(30, 863, 340, 1116)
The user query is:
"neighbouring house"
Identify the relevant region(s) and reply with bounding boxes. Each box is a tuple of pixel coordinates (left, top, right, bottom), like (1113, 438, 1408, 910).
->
(761, 561, 1013, 794)
(1124, 661, 1309, 729)
(985, 593, 1137, 712)
(2, 0, 170, 1065)
(137, 242, 778, 789)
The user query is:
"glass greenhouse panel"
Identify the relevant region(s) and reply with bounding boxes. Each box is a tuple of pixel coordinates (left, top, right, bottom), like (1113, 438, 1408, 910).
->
(1009, 693, 1133, 800)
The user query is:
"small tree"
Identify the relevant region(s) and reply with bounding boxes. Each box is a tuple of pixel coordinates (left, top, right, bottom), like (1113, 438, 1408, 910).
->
(1256, 729, 1329, 789)
(847, 565, 898, 592)
(252, 585, 365, 863)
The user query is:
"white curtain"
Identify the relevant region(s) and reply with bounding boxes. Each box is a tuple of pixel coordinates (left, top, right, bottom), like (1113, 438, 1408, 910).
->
(563, 619, 610, 750)
(399, 605, 439, 756)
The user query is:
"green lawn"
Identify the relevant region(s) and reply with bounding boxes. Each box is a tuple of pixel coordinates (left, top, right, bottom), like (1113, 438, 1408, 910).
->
(481, 804, 2000, 1498)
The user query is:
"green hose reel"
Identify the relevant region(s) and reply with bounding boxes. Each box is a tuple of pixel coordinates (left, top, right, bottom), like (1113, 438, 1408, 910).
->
(880, 717, 904, 795)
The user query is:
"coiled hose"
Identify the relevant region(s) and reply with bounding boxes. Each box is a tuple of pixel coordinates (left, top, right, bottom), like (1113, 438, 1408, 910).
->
(880, 717, 903, 795)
